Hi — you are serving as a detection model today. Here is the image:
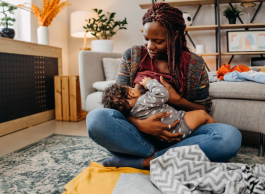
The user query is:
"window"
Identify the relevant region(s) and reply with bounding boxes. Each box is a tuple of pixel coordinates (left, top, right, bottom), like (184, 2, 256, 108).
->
(1, 0, 32, 41)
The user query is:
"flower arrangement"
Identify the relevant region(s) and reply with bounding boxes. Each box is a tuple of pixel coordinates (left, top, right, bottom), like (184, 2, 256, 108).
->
(223, 5, 242, 19)
(18, 0, 70, 27)
(83, 8, 127, 40)
(0, 1, 17, 28)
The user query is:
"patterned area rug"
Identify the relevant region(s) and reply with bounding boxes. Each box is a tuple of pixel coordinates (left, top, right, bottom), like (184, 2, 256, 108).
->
(0, 134, 112, 194)
(0, 134, 264, 194)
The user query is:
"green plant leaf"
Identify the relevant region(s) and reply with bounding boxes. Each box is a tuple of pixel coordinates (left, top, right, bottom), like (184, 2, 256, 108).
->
(110, 13, 116, 19)
(82, 8, 127, 39)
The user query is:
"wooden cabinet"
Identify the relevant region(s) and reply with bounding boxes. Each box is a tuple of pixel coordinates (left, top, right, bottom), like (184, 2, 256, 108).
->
(0, 38, 62, 136)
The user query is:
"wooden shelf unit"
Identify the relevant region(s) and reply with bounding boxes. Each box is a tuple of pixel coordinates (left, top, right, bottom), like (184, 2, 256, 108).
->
(198, 53, 219, 56)
(140, 0, 214, 9)
(140, 0, 265, 9)
(184, 23, 265, 31)
(222, 52, 265, 55)
(185, 25, 218, 31)
(221, 23, 265, 29)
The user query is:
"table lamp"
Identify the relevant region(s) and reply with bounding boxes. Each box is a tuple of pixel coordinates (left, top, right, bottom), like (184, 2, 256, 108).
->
(70, 10, 97, 50)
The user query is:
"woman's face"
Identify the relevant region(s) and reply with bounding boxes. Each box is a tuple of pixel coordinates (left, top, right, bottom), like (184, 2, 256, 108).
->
(143, 21, 168, 60)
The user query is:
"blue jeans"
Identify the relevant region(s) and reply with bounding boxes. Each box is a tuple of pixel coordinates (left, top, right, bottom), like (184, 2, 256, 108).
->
(87, 108, 242, 162)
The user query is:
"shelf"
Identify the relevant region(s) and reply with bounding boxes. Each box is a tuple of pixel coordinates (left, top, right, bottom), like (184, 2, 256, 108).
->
(222, 52, 265, 55)
(221, 23, 265, 30)
(198, 52, 265, 56)
(139, 0, 265, 9)
(139, 0, 214, 9)
(184, 24, 265, 31)
(198, 53, 219, 56)
(220, 0, 265, 4)
(185, 25, 218, 31)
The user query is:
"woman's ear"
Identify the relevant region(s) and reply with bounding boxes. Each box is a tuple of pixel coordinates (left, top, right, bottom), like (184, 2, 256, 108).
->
(174, 30, 179, 40)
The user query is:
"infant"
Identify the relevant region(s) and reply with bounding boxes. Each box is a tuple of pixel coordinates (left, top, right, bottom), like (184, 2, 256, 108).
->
(101, 77, 216, 140)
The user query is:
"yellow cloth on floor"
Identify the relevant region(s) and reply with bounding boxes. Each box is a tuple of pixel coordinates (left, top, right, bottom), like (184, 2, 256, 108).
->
(62, 161, 150, 194)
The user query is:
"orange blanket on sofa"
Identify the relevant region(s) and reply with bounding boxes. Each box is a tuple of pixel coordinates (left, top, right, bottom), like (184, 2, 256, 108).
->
(217, 64, 251, 80)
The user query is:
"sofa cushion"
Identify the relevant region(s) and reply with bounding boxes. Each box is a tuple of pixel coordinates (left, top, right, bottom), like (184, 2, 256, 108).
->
(210, 81, 265, 100)
(210, 99, 265, 134)
(103, 58, 121, 81)
(86, 92, 103, 112)
(93, 80, 115, 91)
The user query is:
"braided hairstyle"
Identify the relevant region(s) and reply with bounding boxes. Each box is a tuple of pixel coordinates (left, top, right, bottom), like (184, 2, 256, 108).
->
(142, 2, 190, 97)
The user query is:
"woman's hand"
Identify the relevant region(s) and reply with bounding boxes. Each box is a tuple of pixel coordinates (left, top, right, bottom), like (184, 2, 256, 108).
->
(160, 76, 181, 105)
(127, 112, 183, 142)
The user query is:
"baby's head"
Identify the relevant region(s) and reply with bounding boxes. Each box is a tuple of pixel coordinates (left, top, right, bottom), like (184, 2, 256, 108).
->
(101, 83, 141, 116)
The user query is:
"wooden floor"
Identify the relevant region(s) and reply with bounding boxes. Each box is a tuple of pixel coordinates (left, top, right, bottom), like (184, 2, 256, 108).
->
(0, 119, 87, 157)
(0, 119, 260, 158)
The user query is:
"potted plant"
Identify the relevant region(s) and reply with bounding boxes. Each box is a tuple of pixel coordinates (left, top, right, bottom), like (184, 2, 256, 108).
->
(83, 8, 128, 52)
(0, 1, 17, 39)
(18, 1, 70, 45)
(223, 5, 242, 24)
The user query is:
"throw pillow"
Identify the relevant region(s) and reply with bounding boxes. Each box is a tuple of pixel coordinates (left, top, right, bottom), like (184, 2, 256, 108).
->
(93, 80, 116, 91)
(102, 58, 122, 81)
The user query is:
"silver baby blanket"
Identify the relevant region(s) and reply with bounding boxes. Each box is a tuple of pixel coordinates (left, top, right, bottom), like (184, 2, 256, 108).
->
(150, 145, 265, 194)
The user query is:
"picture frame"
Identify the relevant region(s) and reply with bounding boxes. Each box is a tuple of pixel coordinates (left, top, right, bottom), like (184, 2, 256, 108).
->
(226, 30, 265, 52)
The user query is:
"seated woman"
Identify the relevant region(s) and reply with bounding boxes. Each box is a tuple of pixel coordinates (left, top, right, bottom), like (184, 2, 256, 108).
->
(86, 2, 242, 169)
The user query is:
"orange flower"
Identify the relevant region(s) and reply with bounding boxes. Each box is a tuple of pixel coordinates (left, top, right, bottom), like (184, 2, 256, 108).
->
(18, 0, 70, 27)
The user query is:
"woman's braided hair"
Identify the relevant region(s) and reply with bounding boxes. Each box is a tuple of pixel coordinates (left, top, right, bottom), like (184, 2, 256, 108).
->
(142, 2, 190, 97)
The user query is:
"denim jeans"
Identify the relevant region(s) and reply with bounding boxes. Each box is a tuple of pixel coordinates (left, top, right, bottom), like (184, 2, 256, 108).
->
(87, 108, 242, 162)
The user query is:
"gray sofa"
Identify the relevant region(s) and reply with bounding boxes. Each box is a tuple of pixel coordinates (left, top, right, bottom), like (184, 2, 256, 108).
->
(79, 50, 265, 156)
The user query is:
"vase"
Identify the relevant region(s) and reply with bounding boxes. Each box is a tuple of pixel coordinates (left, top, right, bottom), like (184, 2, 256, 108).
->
(228, 17, 237, 24)
(91, 40, 114, 53)
(37, 26, 49, 45)
(0, 28, 15, 39)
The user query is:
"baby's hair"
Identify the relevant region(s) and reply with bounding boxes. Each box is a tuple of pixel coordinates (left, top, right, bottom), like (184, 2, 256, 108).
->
(101, 83, 132, 117)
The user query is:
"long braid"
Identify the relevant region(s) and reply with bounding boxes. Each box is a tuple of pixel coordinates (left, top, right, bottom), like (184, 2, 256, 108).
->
(142, 2, 190, 97)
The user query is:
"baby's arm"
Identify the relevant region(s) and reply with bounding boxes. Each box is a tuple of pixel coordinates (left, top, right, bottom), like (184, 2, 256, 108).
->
(184, 110, 216, 131)
(140, 78, 169, 107)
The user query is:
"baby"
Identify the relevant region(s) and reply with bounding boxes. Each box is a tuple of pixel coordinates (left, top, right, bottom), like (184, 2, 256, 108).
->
(101, 77, 216, 140)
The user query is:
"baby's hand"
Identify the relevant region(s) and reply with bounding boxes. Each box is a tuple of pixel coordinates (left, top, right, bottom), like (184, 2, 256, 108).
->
(140, 77, 152, 88)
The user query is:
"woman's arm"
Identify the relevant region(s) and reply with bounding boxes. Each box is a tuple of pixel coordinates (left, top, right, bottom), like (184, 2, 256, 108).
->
(174, 98, 207, 112)
(160, 76, 209, 112)
(116, 48, 132, 86)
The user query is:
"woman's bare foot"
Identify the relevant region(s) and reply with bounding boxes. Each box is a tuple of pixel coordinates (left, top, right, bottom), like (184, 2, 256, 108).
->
(143, 148, 159, 169)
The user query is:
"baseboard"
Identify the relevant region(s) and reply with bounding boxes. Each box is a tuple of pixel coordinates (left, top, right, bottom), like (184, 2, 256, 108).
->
(0, 110, 55, 137)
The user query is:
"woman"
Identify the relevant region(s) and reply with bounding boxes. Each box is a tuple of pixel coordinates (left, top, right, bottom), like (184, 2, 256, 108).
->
(87, 3, 242, 169)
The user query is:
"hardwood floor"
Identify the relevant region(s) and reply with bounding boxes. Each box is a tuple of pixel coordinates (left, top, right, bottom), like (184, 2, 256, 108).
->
(0, 119, 87, 157)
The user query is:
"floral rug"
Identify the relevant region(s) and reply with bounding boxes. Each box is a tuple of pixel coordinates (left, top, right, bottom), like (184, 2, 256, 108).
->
(0, 134, 264, 194)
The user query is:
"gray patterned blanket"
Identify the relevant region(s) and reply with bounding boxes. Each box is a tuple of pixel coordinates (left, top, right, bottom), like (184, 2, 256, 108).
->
(150, 145, 265, 194)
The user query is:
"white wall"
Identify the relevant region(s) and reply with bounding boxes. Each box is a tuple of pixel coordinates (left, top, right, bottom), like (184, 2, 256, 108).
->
(31, 0, 68, 75)
(67, 0, 265, 74)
